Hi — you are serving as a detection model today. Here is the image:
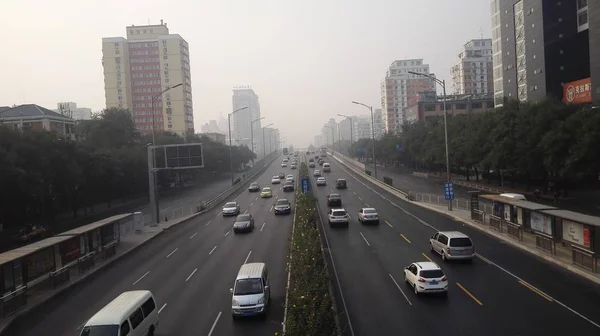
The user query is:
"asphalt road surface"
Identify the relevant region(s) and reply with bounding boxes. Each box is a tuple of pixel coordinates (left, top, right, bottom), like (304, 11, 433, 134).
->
(311, 156, 600, 336)
(6, 155, 296, 336)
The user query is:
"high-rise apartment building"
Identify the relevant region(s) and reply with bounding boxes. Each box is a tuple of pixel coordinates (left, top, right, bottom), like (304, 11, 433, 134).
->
(490, 0, 598, 106)
(353, 116, 372, 141)
(381, 59, 436, 133)
(451, 39, 494, 96)
(373, 109, 384, 139)
(339, 118, 353, 143)
(232, 87, 261, 153)
(102, 21, 194, 135)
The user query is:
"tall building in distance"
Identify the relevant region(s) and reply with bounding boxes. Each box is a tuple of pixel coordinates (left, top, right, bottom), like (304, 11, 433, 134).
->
(490, 0, 597, 106)
(373, 109, 384, 139)
(53, 102, 93, 120)
(451, 39, 494, 96)
(200, 120, 220, 133)
(381, 59, 436, 133)
(232, 86, 261, 153)
(102, 20, 194, 135)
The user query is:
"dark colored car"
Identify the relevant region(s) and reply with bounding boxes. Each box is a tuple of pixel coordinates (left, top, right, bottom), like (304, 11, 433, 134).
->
(318, 160, 324, 166)
(248, 182, 260, 192)
(308, 162, 315, 168)
(274, 199, 292, 215)
(327, 194, 342, 207)
(309, 158, 314, 162)
(283, 181, 295, 192)
(278, 172, 285, 179)
(233, 214, 254, 233)
(335, 179, 347, 189)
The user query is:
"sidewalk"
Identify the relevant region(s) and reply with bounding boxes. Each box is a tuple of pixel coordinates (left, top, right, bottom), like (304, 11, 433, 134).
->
(0, 213, 197, 335)
(416, 202, 600, 285)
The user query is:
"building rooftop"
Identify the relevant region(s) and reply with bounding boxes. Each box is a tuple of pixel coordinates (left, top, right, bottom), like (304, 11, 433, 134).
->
(0, 104, 71, 119)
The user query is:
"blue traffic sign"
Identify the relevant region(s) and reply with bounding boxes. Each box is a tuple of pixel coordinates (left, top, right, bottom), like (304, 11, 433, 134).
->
(444, 182, 455, 200)
(301, 178, 310, 193)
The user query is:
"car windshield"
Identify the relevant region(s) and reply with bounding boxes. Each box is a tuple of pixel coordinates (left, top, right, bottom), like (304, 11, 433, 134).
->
(250, 182, 258, 186)
(420, 270, 445, 279)
(449, 238, 473, 247)
(363, 209, 377, 214)
(332, 210, 346, 216)
(262, 188, 271, 192)
(234, 278, 263, 295)
(273, 176, 279, 179)
(79, 325, 119, 336)
(236, 215, 251, 221)
(329, 194, 340, 199)
(318, 178, 325, 181)
(276, 200, 289, 206)
(225, 202, 237, 207)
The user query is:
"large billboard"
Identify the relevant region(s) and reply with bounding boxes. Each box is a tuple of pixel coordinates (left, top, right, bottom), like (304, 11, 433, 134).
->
(562, 78, 592, 104)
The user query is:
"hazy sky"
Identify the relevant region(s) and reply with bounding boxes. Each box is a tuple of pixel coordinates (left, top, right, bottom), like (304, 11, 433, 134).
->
(1, 0, 491, 147)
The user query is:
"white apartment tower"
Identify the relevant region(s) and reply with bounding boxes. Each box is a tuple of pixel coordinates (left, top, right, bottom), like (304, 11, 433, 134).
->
(381, 59, 436, 133)
(102, 21, 194, 135)
(232, 87, 261, 153)
(451, 39, 494, 96)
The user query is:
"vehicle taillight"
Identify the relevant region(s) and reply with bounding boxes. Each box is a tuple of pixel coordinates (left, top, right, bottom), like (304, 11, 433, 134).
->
(418, 278, 427, 283)
(441, 276, 447, 281)
(446, 247, 451, 255)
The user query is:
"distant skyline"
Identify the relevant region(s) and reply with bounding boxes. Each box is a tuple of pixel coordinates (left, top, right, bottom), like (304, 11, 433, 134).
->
(0, 0, 491, 147)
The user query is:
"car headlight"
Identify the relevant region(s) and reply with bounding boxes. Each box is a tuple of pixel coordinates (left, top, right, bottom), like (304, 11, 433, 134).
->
(257, 297, 265, 304)
(232, 299, 239, 306)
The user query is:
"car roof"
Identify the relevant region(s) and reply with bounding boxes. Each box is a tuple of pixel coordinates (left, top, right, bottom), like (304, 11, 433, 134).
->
(331, 208, 347, 212)
(276, 198, 290, 202)
(437, 231, 470, 239)
(225, 201, 237, 205)
(414, 261, 441, 270)
(337, 178, 346, 181)
(85, 290, 153, 326)
(329, 193, 340, 197)
(236, 262, 266, 280)
(361, 208, 376, 212)
(262, 187, 271, 190)
(317, 177, 326, 179)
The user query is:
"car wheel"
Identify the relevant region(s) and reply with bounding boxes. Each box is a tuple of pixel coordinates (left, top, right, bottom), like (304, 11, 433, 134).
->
(429, 243, 434, 252)
(441, 252, 447, 262)
(413, 284, 419, 295)
(148, 326, 155, 336)
(404, 273, 408, 283)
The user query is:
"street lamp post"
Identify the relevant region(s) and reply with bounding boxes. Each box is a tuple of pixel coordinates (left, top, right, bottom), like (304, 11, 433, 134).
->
(148, 83, 183, 226)
(228, 106, 249, 186)
(250, 117, 265, 165)
(337, 113, 353, 155)
(352, 101, 377, 179)
(408, 70, 452, 211)
(262, 123, 274, 157)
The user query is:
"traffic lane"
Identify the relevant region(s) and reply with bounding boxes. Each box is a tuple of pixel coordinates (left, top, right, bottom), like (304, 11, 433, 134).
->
(210, 191, 295, 335)
(312, 186, 417, 336)
(332, 182, 592, 336)
(330, 159, 600, 329)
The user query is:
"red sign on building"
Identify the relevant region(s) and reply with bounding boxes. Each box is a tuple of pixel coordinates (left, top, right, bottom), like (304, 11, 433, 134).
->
(562, 78, 592, 104)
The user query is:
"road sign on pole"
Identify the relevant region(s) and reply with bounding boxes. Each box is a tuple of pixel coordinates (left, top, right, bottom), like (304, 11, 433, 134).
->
(163, 143, 204, 169)
(301, 178, 310, 193)
(444, 182, 455, 200)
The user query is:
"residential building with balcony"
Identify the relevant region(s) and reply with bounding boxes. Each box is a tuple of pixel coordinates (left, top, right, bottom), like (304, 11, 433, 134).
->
(451, 39, 494, 96)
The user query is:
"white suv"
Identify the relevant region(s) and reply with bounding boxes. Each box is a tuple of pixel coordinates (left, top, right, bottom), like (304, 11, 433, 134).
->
(328, 209, 349, 227)
(404, 262, 448, 295)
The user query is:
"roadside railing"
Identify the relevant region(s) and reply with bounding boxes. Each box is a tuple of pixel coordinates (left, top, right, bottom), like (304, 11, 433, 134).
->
(0, 286, 26, 318)
(407, 191, 471, 211)
(452, 179, 508, 194)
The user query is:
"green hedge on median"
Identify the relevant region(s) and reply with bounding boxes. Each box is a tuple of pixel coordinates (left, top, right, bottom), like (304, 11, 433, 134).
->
(285, 162, 337, 336)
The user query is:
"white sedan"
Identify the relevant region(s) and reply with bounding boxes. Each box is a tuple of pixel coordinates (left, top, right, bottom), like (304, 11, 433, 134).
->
(358, 208, 379, 224)
(281, 162, 287, 167)
(316, 177, 326, 186)
(271, 176, 281, 184)
(404, 262, 448, 295)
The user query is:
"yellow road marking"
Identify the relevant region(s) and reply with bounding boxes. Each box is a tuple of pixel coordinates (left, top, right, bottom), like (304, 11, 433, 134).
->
(421, 253, 432, 262)
(385, 220, 393, 228)
(400, 234, 411, 244)
(456, 283, 483, 306)
(519, 281, 553, 302)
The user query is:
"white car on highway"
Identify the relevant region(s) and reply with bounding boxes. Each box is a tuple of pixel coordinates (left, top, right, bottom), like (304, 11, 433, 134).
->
(316, 177, 326, 186)
(222, 201, 241, 216)
(281, 162, 287, 167)
(327, 208, 349, 227)
(358, 208, 379, 224)
(271, 176, 281, 184)
(404, 262, 448, 295)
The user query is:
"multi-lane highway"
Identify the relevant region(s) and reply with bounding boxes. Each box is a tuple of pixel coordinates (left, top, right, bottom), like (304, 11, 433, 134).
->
(5, 155, 295, 336)
(311, 155, 600, 336)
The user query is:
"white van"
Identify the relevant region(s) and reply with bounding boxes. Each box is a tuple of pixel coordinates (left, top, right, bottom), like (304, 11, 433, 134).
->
(80, 290, 159, 336)
(322, 163, 331, 172)
(499, 193, 527, 201)
(230, 262, 270, 318)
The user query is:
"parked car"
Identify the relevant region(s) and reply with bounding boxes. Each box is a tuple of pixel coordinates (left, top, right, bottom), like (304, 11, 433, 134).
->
(404, 262, 448, 295)
(233, 214, 255, 233)
(316, 177, 326, 186)
(358, 208, 379, 224)
(335, 178, 347, 189)
(274, 198, 292, 215)
(327, 194, 342, 207)
(328, 208, 349, 227)
(222, 202, 241, 216)
(429, 231, 475, 262)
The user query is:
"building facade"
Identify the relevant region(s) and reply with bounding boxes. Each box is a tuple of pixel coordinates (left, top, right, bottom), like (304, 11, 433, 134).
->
(231, 87, 261, 153)
(102, 21, 194, 135)
(491, 0, 596, 106)
(262, 127, 280, 156)
(451, 39, 494, 96)
(339, 117, 352, 143)
(405, 97, 495, 122)
(0, 104, 75, 136)
(200, 120, 219, 133)
(373, 108, 384, 139)
(381, 59, 436, 133)
(353, 116, 372, 141)
(201, 132, 226, 144)
(54, 102, 93, 120)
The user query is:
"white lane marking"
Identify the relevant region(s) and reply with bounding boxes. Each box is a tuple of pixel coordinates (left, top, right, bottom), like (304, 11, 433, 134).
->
(244, 210, 248, 214)
(158, 303, 167, 314)
(189, 232, 198, 239)
(225, 230, 231, 236)
(208, 311, 222, 336)
(365, 203, 370, 207)
(185, 268, 198, 282)
(250, 202, 254, 207)
(205, 220, 212, 227)
(270, 205, 274, 212)
(244, 250, 252, 264)
(166, 248, 178, 258)
(132, 271, 150, 285)
(260, 222, 266, 231)
(209, 245, 217, 255)
(335, 159, 600, 329)
(352, 191, 357, 195)
(359, 232, 371, 247)
(255, 197, 258, 200)
(389, 274, 413, 306)
(358, 196, 363, 201)
(217, 211, 222, 216)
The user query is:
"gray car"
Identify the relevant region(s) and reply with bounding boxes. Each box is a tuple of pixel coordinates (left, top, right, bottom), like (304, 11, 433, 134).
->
(222, 201, 241, 216)
(429, 231, 474, 262)
(233, 214, 255, 233)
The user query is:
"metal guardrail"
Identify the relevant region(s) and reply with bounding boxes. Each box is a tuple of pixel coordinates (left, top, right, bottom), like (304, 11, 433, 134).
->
(408, 191, 471, 211)
(78, 251, 96, 274)
(0, 286, 26, 318)
(49, 265, 71, 289)
(452, 179, 508, 194)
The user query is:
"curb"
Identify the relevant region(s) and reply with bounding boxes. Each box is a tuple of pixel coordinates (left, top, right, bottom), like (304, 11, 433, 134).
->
(334, 153, 600, 288)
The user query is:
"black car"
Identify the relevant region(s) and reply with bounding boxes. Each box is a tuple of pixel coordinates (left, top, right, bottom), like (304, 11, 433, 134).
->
(335, 179, 347, 189)
(327, 194, 342, 207)
(274, 198, 292, 215)
(248, 182, 260, 192)
(233, 214, 254, 233)
(318, 161, 324, 166)
(278, 172, 285, 179)
(283, 181, 294, 192)
(308, 162, 315, 168)
(309, 158, 314, 162)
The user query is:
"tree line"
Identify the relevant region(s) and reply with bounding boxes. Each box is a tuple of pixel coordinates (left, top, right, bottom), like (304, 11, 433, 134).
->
(0, 108, 255, 228)
(348, 100, 600, 191)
